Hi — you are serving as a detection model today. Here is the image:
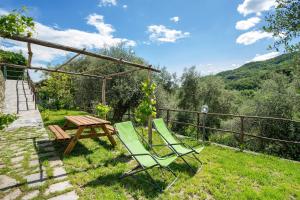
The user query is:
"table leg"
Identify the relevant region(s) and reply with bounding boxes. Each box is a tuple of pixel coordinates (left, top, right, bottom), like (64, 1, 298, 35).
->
(63, 120, 71, 130)
(64, 126, 85, 155)
(91, 127, 97, 135)
(102, 124, 116, 146)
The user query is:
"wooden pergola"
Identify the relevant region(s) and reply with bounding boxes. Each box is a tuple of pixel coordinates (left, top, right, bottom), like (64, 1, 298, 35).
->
(0, 33, 160, 145)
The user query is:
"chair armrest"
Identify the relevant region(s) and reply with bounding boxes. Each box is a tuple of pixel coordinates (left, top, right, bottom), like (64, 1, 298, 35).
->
(130, 153, 151, 156)
(170, 141, 199, 154)
(169, 142, 185, 146)
(182, 142, 200, 154)
(130, 153, 160, 165)
(152, 144, 168, 147)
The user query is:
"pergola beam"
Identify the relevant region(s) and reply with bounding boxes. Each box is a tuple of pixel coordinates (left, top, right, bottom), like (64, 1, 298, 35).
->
(55, 48, 86, 71)
(104, 68, 143, 78)
(0, 63, 106, 79)
(0, 33, 161, 73)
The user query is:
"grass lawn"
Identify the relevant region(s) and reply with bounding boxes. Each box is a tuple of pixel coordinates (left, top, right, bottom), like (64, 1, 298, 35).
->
(42, 109, 88, 126)
(42, 110, 300, 200)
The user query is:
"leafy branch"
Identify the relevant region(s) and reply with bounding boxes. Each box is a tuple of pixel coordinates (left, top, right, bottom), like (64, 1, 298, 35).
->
(0, 7, 35, 37)
(135, 80, 157, 124)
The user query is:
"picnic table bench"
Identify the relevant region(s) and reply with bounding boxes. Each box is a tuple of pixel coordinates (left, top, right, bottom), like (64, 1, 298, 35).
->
(48, 115, 116, 155)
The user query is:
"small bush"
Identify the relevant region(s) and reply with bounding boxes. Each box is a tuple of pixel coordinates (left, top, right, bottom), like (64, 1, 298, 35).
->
(95, 103, 111, 118)
(42, 110, 50, 121)
(0, 112, 17, 129)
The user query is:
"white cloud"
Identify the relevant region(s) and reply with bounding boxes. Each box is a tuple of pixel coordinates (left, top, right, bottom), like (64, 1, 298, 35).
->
(250, 52, 280, 62)
(231, 64, 241, 68)
(197, 63, 241, 75)
(0, 12, 136, 68)
(123, 5, 128, 9)
(87, 14, 115, 36)
(170, 16, 180, 23)
(98, 0, 117, 7)
(147, 25, 190, 43)
(235, 17, 261, 30)
(0, 8, 8, 16)
(237, 0, 276, 16)
(236, 30, 273, 45)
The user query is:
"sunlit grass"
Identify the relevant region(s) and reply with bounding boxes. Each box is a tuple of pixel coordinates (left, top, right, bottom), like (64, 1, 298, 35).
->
(43, 110, 300, 200)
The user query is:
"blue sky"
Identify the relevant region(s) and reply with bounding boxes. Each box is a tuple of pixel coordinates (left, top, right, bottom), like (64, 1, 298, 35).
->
(0, 0, 280, 80)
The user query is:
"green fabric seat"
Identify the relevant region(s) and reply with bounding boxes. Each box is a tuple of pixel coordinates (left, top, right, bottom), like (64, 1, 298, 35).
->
(153, 118, 204, 173)
(115, 121, 177, 168)
(153, 118, 204, 155)
(114, 121, 179, 191)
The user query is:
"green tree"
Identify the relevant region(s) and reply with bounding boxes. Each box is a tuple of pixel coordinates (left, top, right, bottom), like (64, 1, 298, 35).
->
(39, 73, 74, 109)
(176, 67, 235, 135)
(153, 67, 178, 113)
(178, 66, 201, 110)
(263, 0, 300, 52)
(62, 45, 149, 121)
(0, 50, 26, 79)
(253, 73, 300, 159)
(263, 0, 300, 96)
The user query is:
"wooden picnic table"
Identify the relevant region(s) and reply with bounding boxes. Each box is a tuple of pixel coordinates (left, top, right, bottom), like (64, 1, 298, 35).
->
(48, 115, 116, 155)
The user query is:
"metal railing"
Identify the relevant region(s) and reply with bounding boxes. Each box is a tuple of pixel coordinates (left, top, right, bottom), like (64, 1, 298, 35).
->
(21, 77, 29, 111)
(1, 65, 37, 113)
(26, 70, 37, 110)
(16, 79, 19, 114)
(158, 108, 300, 147)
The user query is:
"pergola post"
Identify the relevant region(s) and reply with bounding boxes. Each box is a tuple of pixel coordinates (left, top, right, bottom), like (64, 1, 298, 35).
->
(147, 70, 153, 147)
(27, 42, 32, 67)
(102, 78, 106, 105)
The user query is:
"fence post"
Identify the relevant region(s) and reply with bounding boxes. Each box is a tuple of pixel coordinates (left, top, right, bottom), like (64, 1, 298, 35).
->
(197, 112, 200, 140)
(202, 113, 207, 141)
(239, 116, 245, 151)
(166, 109, 170, 127)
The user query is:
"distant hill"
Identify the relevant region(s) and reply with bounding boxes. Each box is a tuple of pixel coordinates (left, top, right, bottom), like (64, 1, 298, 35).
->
(217, 53, 297, 91)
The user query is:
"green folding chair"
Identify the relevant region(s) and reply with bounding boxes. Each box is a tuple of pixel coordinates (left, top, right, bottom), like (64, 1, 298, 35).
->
(114, 121, 178, 191)
(153, 118, 204, 173)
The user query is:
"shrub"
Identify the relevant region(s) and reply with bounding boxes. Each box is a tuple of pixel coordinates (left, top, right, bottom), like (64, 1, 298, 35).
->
(95, 103, 111, 118)
(41, 110, 50, 122)
(0, 112, 17, 129)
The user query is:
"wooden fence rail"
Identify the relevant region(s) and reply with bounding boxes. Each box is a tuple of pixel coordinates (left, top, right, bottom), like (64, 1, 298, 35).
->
(158, 108, 300, 147)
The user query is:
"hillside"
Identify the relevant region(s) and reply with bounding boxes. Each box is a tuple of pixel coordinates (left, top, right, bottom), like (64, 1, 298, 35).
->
(217, 53, 298, 91)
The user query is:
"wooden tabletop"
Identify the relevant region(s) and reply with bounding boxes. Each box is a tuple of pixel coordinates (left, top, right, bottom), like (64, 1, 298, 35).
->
(65, 115, 111, 126)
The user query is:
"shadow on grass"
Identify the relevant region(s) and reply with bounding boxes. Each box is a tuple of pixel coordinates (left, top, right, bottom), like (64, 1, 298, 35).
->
(92, 137, 114, 150)
(170, 161, 199, 175)
(51, 140, 94, 157)
(83, 171, 166, 198)
(101, 153, 132, 167)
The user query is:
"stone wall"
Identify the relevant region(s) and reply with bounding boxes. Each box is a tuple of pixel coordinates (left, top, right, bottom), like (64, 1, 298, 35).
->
(0, 70, 4, 112)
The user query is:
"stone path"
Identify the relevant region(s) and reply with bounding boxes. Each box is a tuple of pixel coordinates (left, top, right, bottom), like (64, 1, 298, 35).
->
(3, 80, 43, 130)
(0, 127, 79, 200)
(0, 79, 79, 199)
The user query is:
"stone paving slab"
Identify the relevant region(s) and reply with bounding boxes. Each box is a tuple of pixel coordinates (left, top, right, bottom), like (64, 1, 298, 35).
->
(1, 81, 79, 199)
(45, 181, 72, 195)
(0, 127, 79, 200)
(48, 191, 79, 200)
(21, 190, 39, 200)
(53, 167, 67, 180)
(0, 175, 18, 190)
(3, 188, 22, 200)
(25, 171, 47, 188)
